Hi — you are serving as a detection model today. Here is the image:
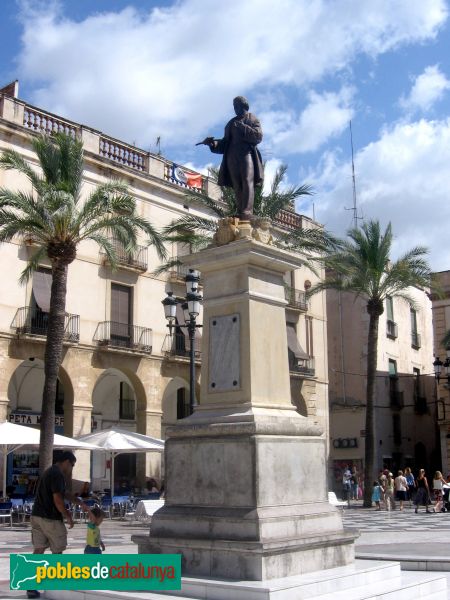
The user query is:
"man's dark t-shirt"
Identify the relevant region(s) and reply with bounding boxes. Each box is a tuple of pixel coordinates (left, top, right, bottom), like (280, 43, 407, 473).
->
(32, 465, 66, 520)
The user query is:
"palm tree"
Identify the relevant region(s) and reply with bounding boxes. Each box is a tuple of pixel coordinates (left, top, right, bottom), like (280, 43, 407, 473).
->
(159, 164, 337, 274)
(0, 133, 166, 472)
(310, 220, 431, 507)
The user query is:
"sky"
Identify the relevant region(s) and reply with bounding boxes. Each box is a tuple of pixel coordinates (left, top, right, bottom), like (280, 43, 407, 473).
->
(1, 0, 450, 271)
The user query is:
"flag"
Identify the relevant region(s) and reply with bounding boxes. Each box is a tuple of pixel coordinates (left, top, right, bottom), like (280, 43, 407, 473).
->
(172, 164, 203, 189)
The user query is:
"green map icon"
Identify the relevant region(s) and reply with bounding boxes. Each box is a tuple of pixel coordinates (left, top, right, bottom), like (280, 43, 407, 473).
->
(10, 554, 49, 590)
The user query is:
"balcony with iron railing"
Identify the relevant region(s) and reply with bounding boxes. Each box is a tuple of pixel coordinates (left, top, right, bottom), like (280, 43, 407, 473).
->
(100, 239, 148, 271)
(411, 331, 421, 349)
(386, 319, 398, 339)
(93, 321, 152, 353)
(284, 286, 308, 311)
(169, 259, 192, 283)
(289, 356, 315, 377)
(161, 332, 201, 359)
(11, 307, 80, 342)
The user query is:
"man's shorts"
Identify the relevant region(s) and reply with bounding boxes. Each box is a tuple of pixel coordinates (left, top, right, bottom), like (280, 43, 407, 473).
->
(31, 516, 67, 553)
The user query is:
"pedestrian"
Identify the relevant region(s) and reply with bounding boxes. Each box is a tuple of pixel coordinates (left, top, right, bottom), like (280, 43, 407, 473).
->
(81, 503, 105, 554)
(146, 478, 160, 494)
(385, 472, 396, 510)
(394, 470, 408, 511)
(377, 470, 386, 508)
(27, 451, 81, 599)
(342, 466, 352, 503)
(432, 471, 446, 513)
(371, 480, 382, 510)
(404, 467, 415, 506)
(414, 468, 431, 514)
(351, 467, 359, 500)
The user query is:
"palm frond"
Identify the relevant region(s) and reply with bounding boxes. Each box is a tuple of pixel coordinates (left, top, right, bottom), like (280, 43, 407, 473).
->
(152, 257, 183, 277)
(183, 189, 227, 217)
(0, 209, 48, 242)
(0, 188, 46, 223)
(0, 149, 45, 194)
(309, 220, 432, 310)
(32, 134, 84, 200)
(88, 233, 118, 270)
(164, 231, 211, 251)
(19, 246, 47, 284)
(163, 215, 217, 235)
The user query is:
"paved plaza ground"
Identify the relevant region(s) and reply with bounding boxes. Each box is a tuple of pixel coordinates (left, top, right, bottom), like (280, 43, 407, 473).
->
(2, 502, 450, 599)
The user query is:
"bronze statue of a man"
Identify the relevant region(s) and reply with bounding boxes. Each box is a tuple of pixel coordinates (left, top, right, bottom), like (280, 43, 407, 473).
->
(199, 96, 264, 220)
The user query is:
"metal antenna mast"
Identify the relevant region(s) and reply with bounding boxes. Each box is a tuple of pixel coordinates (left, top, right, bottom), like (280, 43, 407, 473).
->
(350, 121, 357, 228)
(345, 120, 362, 228)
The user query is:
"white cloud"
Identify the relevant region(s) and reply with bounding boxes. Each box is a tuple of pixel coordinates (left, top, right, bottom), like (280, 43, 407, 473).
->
(311, 118, 450, 271)
(262, 158, 285, 195)
(15, 0, 447, 151)
(261, 88, 354, 155)
(400, 65, 450, 112)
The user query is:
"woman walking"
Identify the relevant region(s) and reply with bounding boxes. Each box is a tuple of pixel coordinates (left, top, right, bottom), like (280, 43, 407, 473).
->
(404, 467, 415, 507)
(394, 470, 408, 511)
(414, 469, 431, 513)
(385, 473, 396, 511)
(432, 471, 446, 513)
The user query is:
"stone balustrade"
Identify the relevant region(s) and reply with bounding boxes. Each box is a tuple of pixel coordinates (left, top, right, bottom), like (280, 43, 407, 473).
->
(23, 106, 79, 138)
(99, 136, 147, 172)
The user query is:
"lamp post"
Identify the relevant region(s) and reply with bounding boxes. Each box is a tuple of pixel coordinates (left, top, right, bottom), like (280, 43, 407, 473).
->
(433, 356, 450, 384)
(162, 269, 202, 414)
(433, 355, 450, 421)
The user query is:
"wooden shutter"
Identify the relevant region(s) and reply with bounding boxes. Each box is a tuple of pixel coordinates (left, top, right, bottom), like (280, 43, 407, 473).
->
(111, 284, 132, 324)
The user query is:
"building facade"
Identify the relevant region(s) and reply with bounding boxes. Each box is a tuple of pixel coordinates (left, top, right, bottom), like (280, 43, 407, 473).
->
(0, 83, 329, 494)
(327, 286, 437, 493)
(431, 270, 450, 475)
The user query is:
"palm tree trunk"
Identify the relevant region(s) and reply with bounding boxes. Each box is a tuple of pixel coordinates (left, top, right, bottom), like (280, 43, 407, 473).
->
(363, 311, 380, 507)
(39, 261, 68, 473)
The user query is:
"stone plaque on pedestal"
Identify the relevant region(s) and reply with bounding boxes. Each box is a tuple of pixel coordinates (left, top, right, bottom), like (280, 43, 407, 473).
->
(208, 314, 240, 392)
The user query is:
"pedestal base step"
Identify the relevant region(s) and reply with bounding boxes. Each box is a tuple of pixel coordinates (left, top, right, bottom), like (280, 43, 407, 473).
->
(44, 560, 446, 600)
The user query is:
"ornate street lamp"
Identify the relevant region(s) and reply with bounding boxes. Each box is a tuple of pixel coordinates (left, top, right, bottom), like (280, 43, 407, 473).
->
(434, 356, 450, 384)
(434, 356, 443, 381)
(162, 270, 202, 414)
(162, 291, 177, 333)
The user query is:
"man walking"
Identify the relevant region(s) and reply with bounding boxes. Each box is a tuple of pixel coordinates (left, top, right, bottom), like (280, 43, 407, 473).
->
(27, 451, 80, 599)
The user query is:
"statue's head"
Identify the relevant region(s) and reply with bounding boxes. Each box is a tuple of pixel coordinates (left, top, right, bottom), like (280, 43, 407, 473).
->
(233, 96, 249, 116)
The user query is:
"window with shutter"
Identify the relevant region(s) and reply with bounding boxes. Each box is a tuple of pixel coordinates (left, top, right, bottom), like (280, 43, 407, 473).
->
(111, 284, 132, 347)
(119, 381, 135, 420)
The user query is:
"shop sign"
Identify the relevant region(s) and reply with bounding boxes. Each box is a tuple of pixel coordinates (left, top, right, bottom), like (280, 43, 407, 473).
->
(9, 413, 97, 429)
(9, 413, 64, 427)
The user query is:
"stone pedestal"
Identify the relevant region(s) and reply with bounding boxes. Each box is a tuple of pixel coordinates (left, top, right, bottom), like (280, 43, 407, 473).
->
(138, 238, 357, 580)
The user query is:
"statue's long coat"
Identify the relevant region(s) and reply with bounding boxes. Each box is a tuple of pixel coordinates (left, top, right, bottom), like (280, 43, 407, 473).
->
(211, 112, 264, 188)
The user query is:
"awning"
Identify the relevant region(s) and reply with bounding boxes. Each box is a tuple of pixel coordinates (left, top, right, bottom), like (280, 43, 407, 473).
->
(32, 269, 52, 312)
(176, 302, 202, 352)
(286, 324, 309, 359)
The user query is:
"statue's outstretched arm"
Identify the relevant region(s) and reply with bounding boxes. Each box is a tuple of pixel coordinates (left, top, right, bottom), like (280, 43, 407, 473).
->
(196, 136, 225, 154)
